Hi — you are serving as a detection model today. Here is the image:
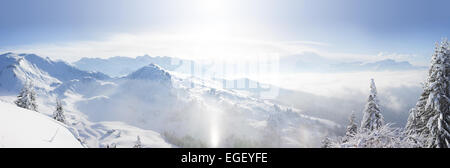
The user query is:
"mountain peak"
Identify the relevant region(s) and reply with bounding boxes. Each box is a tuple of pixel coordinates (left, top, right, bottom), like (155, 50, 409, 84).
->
(126, 63, 172, 85)
(0, 53, 23, 68)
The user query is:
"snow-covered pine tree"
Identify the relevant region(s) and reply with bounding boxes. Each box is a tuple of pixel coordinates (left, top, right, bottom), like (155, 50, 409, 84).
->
(405, 39, 450, 148)
(106, 143, 117, 148)
(133, 136, 143, 148)
(360, 79, 384, 131)
(53, 99, 66, 123)
(344, 112, 358, 141)
(339, 124, 420, 148)
(14, 82, 38, 112)
(321, 137, 331, 148)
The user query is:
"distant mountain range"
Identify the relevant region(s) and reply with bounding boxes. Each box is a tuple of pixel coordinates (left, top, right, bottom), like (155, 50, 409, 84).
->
(329, 59, 425, 71)
(74, 55, 189, 77)
(73, 54, 427, 79)
(279, 53, 427, 72)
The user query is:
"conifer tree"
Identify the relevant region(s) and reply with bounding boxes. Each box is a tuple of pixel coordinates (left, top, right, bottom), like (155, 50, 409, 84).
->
(14, 82, 38, 112)
(406, 39, 450, 148)
(345, 112, 358, 140)
(360, 79, 384, 131)
(106, 143, 117, 148)
(321, 137, 331, 148)
(53, 99, 66, 123)
(133, 136, 143, 148)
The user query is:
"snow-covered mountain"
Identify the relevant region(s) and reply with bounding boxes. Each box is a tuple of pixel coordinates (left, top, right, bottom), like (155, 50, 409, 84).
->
(125, 64, 172, 85)
(0, 52, 340, 147)
(0, 53, 60, 92)
(330, 59, 424, 71)
(20, 53, 110, 81)
(0, 52, 109, 93)
(280, 53, 426, 72)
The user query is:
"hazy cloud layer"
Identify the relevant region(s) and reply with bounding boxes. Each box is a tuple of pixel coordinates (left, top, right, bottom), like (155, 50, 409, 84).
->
(1, 33, 426, 66)
(261, 70, 427, 128)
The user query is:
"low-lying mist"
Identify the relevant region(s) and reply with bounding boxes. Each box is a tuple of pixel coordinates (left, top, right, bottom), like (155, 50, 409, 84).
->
(48, 65, 428, 147)
(69, 75, 339, 147)
(255, 70, 427, 128)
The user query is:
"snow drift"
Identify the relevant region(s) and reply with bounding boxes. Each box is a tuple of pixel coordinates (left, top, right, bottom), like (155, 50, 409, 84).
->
(0, 101, 83, 148)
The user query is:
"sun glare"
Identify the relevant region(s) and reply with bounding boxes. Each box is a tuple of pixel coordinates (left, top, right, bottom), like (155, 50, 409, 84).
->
(195, 0, 227, 15)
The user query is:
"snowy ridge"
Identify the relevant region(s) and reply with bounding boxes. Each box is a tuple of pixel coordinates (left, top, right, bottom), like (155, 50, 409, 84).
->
(18, 53, 110, 82)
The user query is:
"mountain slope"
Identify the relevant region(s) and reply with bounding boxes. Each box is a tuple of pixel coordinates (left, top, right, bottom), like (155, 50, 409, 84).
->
(0, 101, 83, 148)
(0, 53, 60, 92)
(0, 53, 110, 93)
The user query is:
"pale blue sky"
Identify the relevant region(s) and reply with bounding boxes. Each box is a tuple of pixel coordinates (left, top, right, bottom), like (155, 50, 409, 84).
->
(1, 0, 449, 64)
